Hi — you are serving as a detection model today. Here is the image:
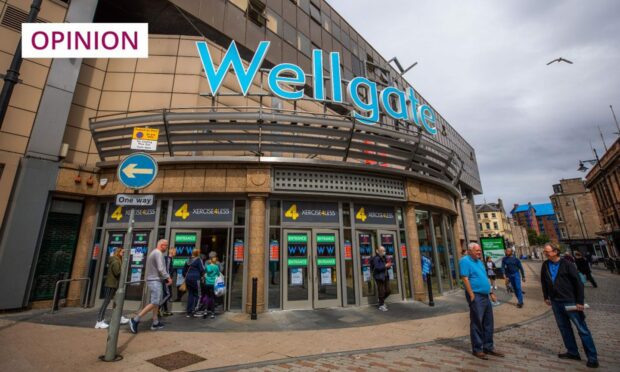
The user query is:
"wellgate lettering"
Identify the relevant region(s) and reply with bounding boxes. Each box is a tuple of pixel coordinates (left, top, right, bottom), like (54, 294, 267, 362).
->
(196, 40, 437, 134)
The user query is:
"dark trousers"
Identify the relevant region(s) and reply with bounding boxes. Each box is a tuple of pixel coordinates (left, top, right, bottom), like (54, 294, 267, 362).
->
(97, 287, 116, 322)
(160, 281, 172, 311)
(507, 273, 524, 304)
(584, 272, 598, 287)
(466, 292, 494, 353)
(205, 284, 216, 312)
(551, 300, 598, 362)
(376, 279, 391, 306)
(186, 280, 200, 315)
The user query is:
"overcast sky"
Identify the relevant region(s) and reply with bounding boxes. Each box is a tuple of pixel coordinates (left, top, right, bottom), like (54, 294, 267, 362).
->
(328, 0, 620, 213)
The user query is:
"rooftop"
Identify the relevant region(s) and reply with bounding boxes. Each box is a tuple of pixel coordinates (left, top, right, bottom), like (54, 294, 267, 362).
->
(512, 203, 555, 216)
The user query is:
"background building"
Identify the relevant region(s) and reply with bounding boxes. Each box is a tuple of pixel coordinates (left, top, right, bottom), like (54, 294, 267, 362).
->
(476, 198, 513, 245)
(0, 0, 482, 311)
(584, 137, 620, 257)
(550, 178, 606, 257)
(511, 202, 560, 244)
(508, 217, 531, 258)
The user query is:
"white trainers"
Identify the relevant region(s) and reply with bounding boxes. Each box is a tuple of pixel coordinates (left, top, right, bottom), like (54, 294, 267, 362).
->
(120, 316, 130, 325)
(95, 321, 109, 329)
(378, 305, 388, 312)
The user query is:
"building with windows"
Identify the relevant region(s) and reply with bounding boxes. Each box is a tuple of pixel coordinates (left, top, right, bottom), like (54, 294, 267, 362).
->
(584, 138, 620, 258)
(508, 217, 531, 257)
(550, 178, 606, 257)
(0, 0, 481, 312)
(511, 202, 560, 244)
(476, 199, 513, 245)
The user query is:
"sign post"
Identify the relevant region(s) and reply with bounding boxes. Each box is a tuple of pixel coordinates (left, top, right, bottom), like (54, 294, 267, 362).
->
(102, 152, 158, 362)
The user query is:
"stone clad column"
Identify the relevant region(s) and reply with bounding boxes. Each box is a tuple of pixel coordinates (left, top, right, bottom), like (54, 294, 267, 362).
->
(246, 193, 267, 313)
(67, 198, 97, 307)
(405, 202, 425, 301)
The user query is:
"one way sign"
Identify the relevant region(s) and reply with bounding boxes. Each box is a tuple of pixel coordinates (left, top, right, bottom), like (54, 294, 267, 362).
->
(116, 194, 154, 206)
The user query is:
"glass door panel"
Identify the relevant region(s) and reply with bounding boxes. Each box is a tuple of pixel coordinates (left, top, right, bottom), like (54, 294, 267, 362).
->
(357, 231, 376, 303)
(283, 230, 311, 309)
(313, 230, 340, 308)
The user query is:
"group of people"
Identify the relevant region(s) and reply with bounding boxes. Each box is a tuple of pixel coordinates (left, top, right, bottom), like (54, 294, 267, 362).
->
(95, 239, 223, 333)
(461, 242, 599, 368)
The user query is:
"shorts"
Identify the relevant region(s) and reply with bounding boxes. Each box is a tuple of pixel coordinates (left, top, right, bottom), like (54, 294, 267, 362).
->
(147, 280, 163, 305)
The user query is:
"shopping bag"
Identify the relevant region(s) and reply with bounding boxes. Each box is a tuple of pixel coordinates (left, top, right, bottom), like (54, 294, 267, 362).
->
(214, 274, 226, 297)
(578, 272, 587, 284)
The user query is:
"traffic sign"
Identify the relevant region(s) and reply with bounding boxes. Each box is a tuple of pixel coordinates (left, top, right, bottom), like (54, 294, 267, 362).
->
(131, 127, 159, 151)
(115, 194, 154, 206)
(117, 152, 158, 190)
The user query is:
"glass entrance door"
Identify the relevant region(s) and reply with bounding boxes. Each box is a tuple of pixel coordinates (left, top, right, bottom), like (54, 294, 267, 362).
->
(313, 230, 340, 308)
(169, 229, 201, 312)
(357, 230, 376, 305)
(378, 230, 401, 300)
(283, 230, 312, 309)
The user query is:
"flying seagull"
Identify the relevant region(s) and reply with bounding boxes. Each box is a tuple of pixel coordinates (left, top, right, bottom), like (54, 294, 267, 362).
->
(547, 57, 573, 65)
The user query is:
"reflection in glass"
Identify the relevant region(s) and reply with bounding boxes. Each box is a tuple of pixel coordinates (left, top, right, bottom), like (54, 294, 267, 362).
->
(358, 231, 376, 299)
(416, 211, 440, 295)
(380, 232, 399, 296)
(400, 230, 412, 299)
(343, 229, 355, 304)
(433, 213, 452, 291)
(268, 228, 281, 309)
(229, 228, 245, 310)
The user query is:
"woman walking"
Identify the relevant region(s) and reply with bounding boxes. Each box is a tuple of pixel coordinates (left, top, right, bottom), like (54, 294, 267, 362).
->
(183, 248, 205, 318)
(95, 248, 130, 329)
(486, 256, 497, 290)
(203, 251, 221, 319)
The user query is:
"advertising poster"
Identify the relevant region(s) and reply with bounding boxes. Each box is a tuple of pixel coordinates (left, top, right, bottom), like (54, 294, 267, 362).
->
(291, 268, 303, 286)
(480, 237, 506, 266)
(320, 267, 332, 285)
(362, 266, 371, 282)
(269, 240, 280, 261)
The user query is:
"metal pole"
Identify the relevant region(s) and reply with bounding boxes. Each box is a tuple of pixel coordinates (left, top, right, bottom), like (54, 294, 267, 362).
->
(0, 0, 42, 127)
(103, 207, 135, 362)
(251, 277, 257, 320)
(426, 274, 434, 306)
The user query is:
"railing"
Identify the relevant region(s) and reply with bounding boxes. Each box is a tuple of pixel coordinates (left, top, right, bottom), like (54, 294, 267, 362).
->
(51, 278, 91, 313)
(89, 105, 467, 189)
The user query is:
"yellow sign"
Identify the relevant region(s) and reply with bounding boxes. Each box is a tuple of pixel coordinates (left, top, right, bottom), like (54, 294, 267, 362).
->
(285, 204, 299, 220)
(175, 203, 190, 220)
(132, 127, 159, 141)
(355, 207, 367, 222)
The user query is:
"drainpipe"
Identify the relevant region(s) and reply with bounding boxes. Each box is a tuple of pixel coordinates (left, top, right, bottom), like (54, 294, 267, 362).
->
(0, 0, 42, 126)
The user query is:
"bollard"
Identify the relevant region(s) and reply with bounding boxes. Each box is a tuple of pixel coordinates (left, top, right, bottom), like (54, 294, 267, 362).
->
(426, 274, 434, 307)
(251, 277, 258, 320)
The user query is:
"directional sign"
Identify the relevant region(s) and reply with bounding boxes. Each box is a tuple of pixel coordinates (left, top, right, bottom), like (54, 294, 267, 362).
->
(116, 194, 154, 206)
(131, 127, 159, 151)
(117, 152, 158, 190)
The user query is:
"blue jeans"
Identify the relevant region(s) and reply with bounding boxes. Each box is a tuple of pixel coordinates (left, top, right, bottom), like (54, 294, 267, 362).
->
(508, 273, 523, 304)
(466, 292, 495, 353)
(551, 300, 598, 362)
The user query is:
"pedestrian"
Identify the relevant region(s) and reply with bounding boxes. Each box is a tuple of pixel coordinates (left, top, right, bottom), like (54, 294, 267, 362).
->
(159, 247, 175, 317)
(501, 248, 525, 308)
(203, 251, 221, 319)
(459, 243, 504, 360)
(485, 256, 497, 290)
(183, 248, 205, 318)
(574, 251, 597, 288)
(564, 251, 576, 263)
(95, 247, 130, 329)
(371, 246, 392, 312)
(541, 243, 598, 368)
(129, 239, 172, 333)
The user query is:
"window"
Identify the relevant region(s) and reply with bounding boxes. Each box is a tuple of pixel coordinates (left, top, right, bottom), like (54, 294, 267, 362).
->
(493, 222, 499, 230)
(491, 213, 496, 218)
(283, 21, 296, 46)
(265, 9, 281, 34)
(484, 213, 488, 219)
(321, 12, 331, 31)
(485, 223, 490, 230)
(230, 0, 248, 11)
(479, 223, 482, 230)
(309, 1, 321, 24)
(297, 32, 311, 56)
(247, 0, 267, 27)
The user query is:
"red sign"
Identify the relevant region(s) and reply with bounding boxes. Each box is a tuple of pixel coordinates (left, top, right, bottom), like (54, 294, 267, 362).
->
(400, 244, 407, 258)
(344, 241, 353, 260)
(92, 244, 100, 259)
(269, 240, 279, 261)
(233, 240, 244, 262)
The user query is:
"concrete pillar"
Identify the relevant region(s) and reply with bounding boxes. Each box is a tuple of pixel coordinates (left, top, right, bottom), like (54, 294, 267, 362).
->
(246, 194, 267, 313)
(66, 198, 97, 307)
(405, 202, 425, 301)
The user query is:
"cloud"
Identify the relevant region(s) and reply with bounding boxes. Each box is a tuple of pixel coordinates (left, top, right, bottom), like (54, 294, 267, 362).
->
(328, 0, 620, 211)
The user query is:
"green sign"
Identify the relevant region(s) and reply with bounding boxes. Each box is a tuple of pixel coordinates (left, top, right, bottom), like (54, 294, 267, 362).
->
(175, 233, 196, 244)
(317, 257, 336, 266)
(287, 257, 308, 266)
(172, 257, 187, 268)
(316, 234, 335, 243)
(480, 237, 506, 264)
(287, 234, 308, 243)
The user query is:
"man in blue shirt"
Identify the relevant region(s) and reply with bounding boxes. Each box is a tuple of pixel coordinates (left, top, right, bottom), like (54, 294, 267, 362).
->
(460, 243, 505, 360)
(502, 248, 525, 308)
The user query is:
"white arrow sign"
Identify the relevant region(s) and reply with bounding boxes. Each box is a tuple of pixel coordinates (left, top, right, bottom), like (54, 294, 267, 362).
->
(122, 163, 155, 178)
(116, 194, 154, 206)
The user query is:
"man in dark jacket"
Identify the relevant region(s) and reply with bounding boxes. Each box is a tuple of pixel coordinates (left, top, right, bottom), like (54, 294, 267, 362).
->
(371, 246, 392, 312)
(575, 251, 597, 288)
(501, 248, 525, 308)
(541, 243, 598, 368)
